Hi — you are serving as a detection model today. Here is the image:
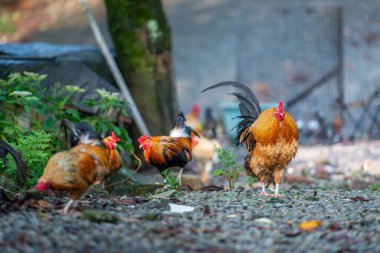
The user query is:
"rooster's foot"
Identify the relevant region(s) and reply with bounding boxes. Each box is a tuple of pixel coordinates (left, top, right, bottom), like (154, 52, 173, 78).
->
(260, 190, 269, 196)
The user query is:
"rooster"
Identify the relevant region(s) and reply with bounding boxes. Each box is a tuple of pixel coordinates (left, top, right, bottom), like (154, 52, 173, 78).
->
(202, 81, 299, 197)
(36, 120, 122, 213)
(138, 112, 199, 185)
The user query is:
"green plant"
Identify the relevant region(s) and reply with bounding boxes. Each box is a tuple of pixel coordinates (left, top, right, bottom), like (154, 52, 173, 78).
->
(213, 147, 242, 189)
(369, 181, 380, 191)
(246, 175, 258, 187)
(84, 89, 133, 152)
(8, 131, 54, 187)
(161, 169, 179, 190)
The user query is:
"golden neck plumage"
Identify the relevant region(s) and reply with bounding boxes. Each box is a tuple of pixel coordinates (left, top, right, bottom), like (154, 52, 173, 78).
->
(251, 108, 299, 146)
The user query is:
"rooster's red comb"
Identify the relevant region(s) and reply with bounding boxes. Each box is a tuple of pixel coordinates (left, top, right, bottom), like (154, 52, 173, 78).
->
(112, 132, 120, 142)
(138, 134, 148, 143)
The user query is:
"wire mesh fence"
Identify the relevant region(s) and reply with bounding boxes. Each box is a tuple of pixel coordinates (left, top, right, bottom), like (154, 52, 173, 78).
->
(235, 4, 344, 142)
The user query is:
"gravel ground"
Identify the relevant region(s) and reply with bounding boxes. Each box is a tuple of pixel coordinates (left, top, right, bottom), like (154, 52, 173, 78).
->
(0, 187, 379, 253)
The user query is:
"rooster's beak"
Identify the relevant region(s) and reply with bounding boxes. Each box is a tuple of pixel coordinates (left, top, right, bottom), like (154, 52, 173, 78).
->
(139, 144, 142, 149)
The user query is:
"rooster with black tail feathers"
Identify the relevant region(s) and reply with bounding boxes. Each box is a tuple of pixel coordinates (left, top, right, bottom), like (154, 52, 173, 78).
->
(202, 81, 299, 197)
(138, 112, 200, 186)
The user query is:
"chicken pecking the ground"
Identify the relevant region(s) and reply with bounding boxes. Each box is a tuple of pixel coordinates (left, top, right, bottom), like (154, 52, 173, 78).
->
(36, 120, 122, 213)
(202, 81, 299, 197)
(138, 112, 199, 186)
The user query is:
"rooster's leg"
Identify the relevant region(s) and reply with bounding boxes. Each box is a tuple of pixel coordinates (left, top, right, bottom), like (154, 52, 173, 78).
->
(260, 183, 269, 196)
(177, 168, 184, 186)
(62, 199, 75, 214)
(274, 184, 280, 197)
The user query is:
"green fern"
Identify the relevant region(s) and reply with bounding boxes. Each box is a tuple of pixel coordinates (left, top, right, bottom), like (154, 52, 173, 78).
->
(7, 131, 54, 187)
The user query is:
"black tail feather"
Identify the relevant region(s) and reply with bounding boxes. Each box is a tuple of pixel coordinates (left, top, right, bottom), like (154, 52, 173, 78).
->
(174, 111, 186, 129)
(60, 119, 100, 148)
(202, 81, 261, 141)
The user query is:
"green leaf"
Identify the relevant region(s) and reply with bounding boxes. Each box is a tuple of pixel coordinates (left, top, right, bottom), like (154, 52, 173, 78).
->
(213, 169, 224, 176)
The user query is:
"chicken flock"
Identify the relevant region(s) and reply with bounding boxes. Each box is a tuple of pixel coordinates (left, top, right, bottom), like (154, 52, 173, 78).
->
(33, 81, 299, 213)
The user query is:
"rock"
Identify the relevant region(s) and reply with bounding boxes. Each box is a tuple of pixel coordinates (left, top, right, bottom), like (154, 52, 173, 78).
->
(82, 209, 118, 223)
(348, 179, 371, 190)
(314, 166, 331, 179)
(285, 175, 313, 185)
(150, 190, 177, 199)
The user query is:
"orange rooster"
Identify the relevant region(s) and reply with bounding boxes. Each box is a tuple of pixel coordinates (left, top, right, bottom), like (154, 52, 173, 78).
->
(203, 81, 299, 197)
(36, 121, 122, 213)
(138, 112, 199, 185)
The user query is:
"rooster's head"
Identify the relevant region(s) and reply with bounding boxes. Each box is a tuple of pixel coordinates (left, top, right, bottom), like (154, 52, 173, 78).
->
(273, 101, 285, 121)
(104, 132, 121, 149)
(138, 135, 152, 150)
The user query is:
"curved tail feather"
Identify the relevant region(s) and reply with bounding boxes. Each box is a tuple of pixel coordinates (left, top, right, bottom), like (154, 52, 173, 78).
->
(202, 81, 261, 142)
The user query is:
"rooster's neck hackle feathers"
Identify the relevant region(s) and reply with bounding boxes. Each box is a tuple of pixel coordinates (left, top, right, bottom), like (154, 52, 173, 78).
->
(252, 108, 299, 145)
(170, 111, 200, 138)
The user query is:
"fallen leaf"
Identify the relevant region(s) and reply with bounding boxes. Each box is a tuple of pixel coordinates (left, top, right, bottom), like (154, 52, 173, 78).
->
(169, 197, 182, 204)
(327, 223, 341, 231)
(151, 226, 182, 235)
(37, 200, 54, 209)
(186, 184, 194, 192)
(169, 203, 195, 213)
(203, 205, 210, 215)
(201, 185, 224, 192)
(285, 230, 301, 237)
(350, 196, 373, 202)
(299, 220, 322, 231)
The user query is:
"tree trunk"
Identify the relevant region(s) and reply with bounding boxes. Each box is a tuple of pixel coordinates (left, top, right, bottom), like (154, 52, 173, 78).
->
(104, 0, 177, 137)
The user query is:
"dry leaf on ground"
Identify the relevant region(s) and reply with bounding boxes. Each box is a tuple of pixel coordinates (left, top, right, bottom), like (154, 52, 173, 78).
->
(299, 220, 322, 231)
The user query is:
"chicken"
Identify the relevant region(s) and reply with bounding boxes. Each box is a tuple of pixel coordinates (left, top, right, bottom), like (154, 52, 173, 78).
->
(203, 81, 299, 197)
(138, 112, 199, 185)
(36, 121, 122, 213)
(203, 107, 217, 139)
(192, 136, 221, 184)
(185, 104, 202, 134)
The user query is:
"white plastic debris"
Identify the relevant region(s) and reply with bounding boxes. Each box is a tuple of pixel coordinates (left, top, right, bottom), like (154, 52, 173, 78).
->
(169, 203, 195, 213)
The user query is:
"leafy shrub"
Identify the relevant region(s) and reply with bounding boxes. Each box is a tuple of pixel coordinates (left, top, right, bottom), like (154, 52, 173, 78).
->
(161, 169, 180, 190)
(213, 147, 242, 189)
(0, 72, 134, 188)
(369, 181, 380, 191)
